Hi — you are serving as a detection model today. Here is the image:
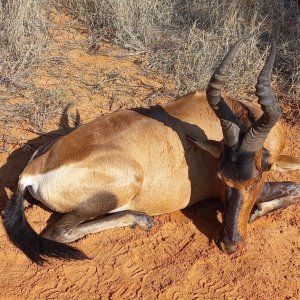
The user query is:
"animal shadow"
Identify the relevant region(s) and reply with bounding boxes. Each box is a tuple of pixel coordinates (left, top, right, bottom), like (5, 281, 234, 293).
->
(182, 198, 223, 242)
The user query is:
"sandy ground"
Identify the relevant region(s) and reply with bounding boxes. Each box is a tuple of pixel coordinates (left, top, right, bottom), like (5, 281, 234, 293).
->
(0, 10, 299, 300)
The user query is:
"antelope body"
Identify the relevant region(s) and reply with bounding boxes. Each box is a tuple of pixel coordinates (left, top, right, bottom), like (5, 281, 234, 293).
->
(22, 92, 235, 215)
(4, 38, 300, 263)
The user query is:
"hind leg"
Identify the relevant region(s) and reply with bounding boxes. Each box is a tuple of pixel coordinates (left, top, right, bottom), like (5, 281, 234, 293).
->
(41, 157, 153, 243)
(249, 181, 300, 223)
(42, 210, 154, 243)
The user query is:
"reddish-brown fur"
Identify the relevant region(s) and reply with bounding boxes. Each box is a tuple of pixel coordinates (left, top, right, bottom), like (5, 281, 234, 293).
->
(20, 92, 286, 218)
(6, 90, 299, 261)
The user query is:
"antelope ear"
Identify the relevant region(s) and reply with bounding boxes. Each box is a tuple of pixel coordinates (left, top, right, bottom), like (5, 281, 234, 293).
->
(270, 154, 300, 171)
(186, 136, 222, 158)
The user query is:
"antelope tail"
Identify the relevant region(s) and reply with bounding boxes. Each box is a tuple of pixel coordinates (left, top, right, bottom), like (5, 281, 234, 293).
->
(4, 186, 88, 264)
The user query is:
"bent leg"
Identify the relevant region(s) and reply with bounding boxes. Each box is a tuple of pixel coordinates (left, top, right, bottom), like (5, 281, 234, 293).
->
(249, 181, 300, 223)
(42, 211, 154, 243)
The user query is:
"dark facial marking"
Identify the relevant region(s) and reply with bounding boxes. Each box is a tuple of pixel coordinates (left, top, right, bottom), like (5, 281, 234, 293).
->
(221, 187, 243, 245)
(220, 145, 256, 181)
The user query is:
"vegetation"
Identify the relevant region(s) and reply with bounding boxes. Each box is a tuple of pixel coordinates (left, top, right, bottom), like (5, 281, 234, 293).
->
(0, 0, 47, 86)
(0, 0, 299, 129)
(62, 0, 299, 108)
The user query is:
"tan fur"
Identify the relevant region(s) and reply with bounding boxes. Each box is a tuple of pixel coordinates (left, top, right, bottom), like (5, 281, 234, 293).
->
(20, 91, 287, 217)
(269, 154, 300, 171)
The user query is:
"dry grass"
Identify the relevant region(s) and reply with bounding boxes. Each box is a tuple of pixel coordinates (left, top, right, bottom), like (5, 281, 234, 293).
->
(1, 88, 68, 134)
(0, 0, 299, 132)
(62, 0, 300, 120)
(18, 89, 68, 134)
(0, 0, 48, 87)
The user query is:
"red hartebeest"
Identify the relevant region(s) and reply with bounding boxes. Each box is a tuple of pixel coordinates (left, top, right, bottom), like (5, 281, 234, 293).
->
(4, 38, 300, 263)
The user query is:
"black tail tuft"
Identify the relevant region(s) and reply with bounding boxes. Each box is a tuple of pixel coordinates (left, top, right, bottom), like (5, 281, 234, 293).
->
(4, 188, 89, 264)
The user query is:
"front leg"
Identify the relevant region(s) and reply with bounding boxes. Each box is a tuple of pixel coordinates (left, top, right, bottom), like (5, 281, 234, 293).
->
(249, 181, 300, 223)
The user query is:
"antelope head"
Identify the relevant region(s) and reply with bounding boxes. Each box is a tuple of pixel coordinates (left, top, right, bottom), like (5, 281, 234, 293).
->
(189, 38, 300, 253)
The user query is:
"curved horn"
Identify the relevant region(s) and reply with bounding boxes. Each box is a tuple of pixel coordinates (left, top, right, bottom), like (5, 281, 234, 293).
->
(240, 39, 281, 152)
(206, 38, 245, 147)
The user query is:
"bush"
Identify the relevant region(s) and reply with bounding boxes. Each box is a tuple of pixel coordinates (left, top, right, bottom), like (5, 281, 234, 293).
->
(62, 0, 299, 120)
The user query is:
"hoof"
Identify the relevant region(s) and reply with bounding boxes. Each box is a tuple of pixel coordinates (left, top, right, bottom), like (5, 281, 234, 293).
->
(132, 214, 155, 231)
(249, 204, 263, 223)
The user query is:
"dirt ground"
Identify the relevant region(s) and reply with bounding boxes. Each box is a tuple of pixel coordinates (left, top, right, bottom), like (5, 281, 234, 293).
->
(0, 10, 299, 300)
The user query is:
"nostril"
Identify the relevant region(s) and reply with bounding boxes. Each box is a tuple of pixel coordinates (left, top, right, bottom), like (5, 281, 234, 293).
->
(219, 241, 236, 254)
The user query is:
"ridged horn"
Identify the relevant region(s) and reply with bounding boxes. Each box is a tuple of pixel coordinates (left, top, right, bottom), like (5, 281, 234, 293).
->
(206, 38, 246, 146)
(240, 39, 281, 152)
